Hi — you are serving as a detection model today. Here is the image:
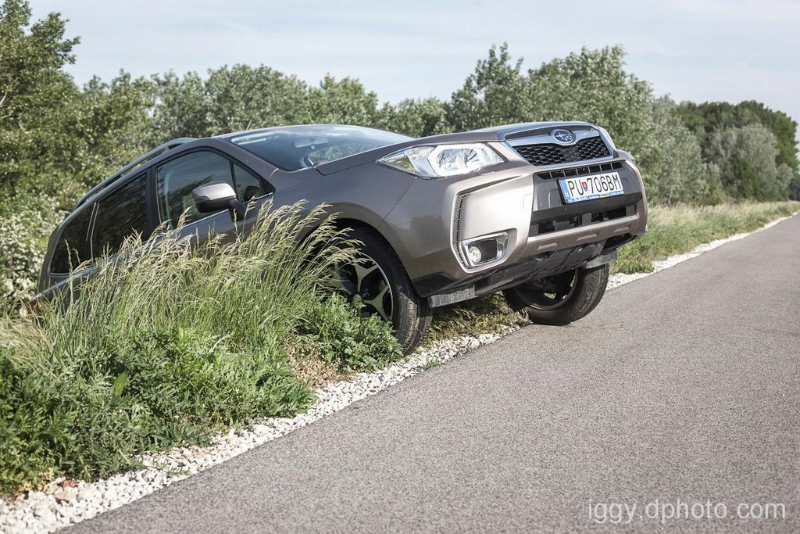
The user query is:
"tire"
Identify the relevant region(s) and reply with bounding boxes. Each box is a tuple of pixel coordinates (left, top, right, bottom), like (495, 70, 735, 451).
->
(503, 264, 609, 325)
(336, 229, 432, 354)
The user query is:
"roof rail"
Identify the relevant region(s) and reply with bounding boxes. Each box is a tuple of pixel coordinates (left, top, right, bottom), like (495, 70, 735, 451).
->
(75, 137, 195, 209)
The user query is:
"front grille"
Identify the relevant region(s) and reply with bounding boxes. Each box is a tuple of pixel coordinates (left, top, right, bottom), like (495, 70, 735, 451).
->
(514, 136, 610, 166)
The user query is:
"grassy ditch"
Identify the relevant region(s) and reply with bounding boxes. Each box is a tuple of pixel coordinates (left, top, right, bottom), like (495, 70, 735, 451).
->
(428, 201, 799, 342)
(0, 203, 402, 496)
(1, 200, 796, 496)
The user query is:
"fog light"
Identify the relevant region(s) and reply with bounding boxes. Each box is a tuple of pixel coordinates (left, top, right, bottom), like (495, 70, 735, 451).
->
(460, 232, 509, 268)
(467, 245, 483, 264)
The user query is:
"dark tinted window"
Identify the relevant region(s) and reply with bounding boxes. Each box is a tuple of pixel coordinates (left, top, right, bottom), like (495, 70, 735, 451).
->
(228, 125, 410, 171)
(51, 206, 93, 274)
(92, 173, 149, 258)
(157, 151, 235, 228)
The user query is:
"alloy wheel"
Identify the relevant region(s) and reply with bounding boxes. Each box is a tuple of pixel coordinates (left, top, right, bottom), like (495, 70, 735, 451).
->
(331, 255, 394, 321)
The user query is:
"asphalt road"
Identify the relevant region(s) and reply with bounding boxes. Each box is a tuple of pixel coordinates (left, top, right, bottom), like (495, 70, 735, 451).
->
(71, 215, 800, 533)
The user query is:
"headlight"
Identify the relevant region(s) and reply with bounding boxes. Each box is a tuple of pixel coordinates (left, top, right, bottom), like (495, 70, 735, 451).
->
(378, 143, 503, 179)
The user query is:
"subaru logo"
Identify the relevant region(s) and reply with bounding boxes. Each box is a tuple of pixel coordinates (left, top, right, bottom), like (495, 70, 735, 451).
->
(552, 129, 575, 143)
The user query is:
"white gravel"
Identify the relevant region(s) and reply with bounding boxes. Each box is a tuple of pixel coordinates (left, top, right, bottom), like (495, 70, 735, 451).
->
(1, 213, 796, 534)
(0, 332, 516, 534)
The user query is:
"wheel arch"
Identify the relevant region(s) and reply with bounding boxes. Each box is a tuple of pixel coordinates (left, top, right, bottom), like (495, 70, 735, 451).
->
(331, 217, 406, 267)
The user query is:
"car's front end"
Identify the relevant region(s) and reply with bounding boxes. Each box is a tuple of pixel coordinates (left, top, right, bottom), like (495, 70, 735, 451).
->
(375, 121, 648, 307)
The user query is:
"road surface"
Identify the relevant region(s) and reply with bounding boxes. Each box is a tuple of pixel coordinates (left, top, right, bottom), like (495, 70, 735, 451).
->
(71, 215, 800, 532)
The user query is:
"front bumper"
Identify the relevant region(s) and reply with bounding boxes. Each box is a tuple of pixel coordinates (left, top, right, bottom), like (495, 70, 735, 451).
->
(379, 148, 648, 307)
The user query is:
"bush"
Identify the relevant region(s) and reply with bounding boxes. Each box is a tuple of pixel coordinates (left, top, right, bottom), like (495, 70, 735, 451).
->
(0, 202, 402, 495)
(300, 295, 403, 373)
(0, 196, 64, 314)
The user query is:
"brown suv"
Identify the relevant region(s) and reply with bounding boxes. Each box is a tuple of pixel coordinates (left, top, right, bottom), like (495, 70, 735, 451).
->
(37, 122, 648, 353)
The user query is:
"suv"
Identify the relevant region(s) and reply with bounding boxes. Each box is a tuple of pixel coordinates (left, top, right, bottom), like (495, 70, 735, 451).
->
(37, 122, 648, 353)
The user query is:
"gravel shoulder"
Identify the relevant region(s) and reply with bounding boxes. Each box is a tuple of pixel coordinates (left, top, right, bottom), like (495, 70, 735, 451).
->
(1, 213, 797, 533)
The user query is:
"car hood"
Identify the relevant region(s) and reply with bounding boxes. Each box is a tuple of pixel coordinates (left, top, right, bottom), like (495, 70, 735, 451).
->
(315, 121, 598, 176)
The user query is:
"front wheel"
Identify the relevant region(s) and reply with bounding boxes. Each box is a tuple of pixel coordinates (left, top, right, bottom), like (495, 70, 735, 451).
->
(503, 264, 609, 325)
(333, 229, 432, 354)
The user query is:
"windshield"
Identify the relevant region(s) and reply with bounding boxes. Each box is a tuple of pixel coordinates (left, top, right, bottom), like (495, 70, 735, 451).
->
(225, 125, 411, 171)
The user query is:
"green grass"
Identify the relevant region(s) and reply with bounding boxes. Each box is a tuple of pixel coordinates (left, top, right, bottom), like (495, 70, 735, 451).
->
(614, 201, 799, 274)
(0, 202, 402, 495)
(430, 201, 800, 342)
(1, 200, 796, 496)
(426, 293, 528, 344)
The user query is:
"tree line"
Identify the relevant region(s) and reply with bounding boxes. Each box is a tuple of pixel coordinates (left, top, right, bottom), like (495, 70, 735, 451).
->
(1, 0, 799, 212)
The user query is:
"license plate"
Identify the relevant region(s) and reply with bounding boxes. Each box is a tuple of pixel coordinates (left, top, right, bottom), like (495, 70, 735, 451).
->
(559, 172, 624, 203)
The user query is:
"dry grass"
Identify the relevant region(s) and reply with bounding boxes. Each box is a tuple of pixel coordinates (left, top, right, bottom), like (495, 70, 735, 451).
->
(614, 201, 799, 273)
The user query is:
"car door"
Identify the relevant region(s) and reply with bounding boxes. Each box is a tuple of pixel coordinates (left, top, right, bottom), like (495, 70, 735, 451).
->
(153, 149, 270, 245)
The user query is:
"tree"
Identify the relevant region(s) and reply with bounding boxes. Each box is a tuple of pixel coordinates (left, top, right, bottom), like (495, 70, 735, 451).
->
(205, 65, 310, 134)
(676, 100, 799, 172)
(635, 97, 721, 204)
(738, 101, 799, 172)
(67, 72, 155, 191)
(152, 71, 210, 140)
(447, 43, 529, 131)
(789, 175, 800, 201)
(152, 66, 311, 140)
(0, 0, 79, 199)
(0, 2, 154, 205)
(377, 98, 451, 137)
(526, 46, 653, 165)
(706, 124, 790, 201)
(308, 75, 379, 126)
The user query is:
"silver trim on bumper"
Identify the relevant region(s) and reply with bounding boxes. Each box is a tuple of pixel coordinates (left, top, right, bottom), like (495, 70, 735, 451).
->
(525, 214, 641, 254)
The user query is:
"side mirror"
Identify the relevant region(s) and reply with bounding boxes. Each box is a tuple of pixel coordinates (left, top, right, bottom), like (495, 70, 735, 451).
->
(192, 182, 236, 212)
(192, 182, 246, 220)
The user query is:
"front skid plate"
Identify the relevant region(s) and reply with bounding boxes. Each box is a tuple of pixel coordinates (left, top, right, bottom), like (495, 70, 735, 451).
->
(426, 242, 610, 308)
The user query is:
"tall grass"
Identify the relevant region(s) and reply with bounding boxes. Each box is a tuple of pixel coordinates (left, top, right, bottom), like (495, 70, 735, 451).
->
(0, 202, 401, 495)
(614, 201, 799, 273)
(2, 200, 796, 494)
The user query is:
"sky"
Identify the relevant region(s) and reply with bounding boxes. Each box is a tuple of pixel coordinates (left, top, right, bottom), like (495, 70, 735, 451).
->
(32, 0, 800, 139)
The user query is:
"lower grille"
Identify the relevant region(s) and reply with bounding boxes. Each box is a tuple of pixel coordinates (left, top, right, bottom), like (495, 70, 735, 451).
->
(514, 136, 610, 166)
(531, 198, 638, 237)
(535, 206, 633, 236)
(538, 161, 623, 180)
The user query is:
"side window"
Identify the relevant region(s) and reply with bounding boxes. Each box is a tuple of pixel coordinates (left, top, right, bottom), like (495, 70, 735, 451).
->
(156, 151, 263, 228)
(50, 206, 93, 274)
(92, 173, 149, 259)
(157, 151, 234, 228)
